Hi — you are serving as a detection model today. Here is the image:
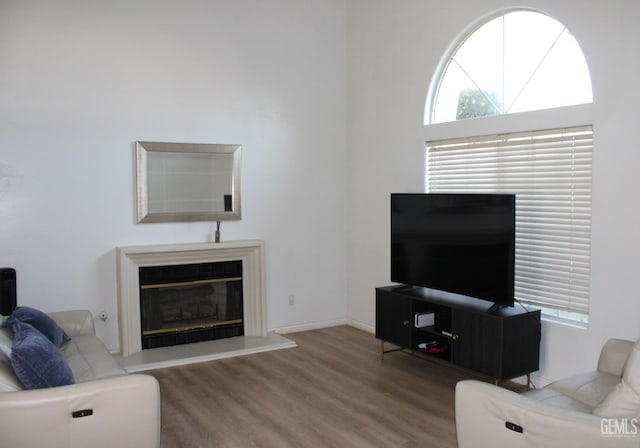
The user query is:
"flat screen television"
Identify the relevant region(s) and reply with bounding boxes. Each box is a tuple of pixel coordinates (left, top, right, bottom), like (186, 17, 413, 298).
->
(391, 193, 515, 309)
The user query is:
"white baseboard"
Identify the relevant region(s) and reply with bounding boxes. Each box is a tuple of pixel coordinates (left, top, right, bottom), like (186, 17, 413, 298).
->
(273, 318, 378, 335)
(272, 318, 348, 334)
(345, 318, 375, 334)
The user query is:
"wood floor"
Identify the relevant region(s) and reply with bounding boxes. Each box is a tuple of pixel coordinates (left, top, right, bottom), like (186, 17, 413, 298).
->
(148, 325, 473, 448)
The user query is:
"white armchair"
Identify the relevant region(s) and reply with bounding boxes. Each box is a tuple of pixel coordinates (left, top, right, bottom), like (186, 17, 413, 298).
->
(455, 338, 640, 448)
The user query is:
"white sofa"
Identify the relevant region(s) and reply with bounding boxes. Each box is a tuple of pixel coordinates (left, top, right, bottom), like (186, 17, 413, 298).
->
(456, 338, 640, 448)
(0, 310, 161, 448)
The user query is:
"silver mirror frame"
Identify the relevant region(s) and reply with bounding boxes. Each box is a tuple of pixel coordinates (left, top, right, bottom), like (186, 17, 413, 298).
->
(136, 141, 242, 223)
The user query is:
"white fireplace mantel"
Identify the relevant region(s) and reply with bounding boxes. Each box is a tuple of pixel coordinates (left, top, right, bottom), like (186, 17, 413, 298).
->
(116, 240, 267, 357)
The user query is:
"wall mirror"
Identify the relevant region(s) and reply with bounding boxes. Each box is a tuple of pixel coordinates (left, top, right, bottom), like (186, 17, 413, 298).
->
(136, 141, 242, 223)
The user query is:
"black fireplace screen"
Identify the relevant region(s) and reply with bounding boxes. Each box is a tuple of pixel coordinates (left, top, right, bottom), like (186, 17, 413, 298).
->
(139, 260, 243, 349)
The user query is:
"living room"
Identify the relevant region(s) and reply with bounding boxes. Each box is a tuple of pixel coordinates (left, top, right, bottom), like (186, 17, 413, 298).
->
(1, 0, 639, 439)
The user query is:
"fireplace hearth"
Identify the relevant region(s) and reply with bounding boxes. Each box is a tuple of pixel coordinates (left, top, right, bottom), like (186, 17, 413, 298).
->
(139, 260, 244, 349)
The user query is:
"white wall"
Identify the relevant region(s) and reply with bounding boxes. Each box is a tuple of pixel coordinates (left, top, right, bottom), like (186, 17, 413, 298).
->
(346, 0, 640, 381)
(0, 0, 348, 351)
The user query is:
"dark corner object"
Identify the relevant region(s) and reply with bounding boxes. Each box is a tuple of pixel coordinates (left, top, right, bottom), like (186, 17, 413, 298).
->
(0, 267, 17, 316)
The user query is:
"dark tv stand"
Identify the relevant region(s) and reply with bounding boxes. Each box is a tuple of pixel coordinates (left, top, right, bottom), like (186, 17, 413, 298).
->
(375, 285, 541, 384)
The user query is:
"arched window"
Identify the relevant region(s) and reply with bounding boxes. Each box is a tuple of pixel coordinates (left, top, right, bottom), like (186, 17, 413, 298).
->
(429, 10, 592, 124)
(425, 11, 594, 324)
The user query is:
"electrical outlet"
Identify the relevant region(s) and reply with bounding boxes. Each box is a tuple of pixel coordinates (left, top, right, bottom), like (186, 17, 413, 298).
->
(288, 295, 295, 306)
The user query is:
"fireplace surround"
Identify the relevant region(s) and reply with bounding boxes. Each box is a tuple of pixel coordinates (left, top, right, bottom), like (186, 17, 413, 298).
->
(116, 240, 267, 357)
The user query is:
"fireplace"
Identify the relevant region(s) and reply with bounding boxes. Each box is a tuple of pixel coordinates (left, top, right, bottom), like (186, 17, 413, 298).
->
(117, 240, 267, 357)
(139, 260, 244, 349)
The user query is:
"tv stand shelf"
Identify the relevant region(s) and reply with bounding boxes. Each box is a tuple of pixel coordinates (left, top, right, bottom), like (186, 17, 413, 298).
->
(375, 285, 541, 382)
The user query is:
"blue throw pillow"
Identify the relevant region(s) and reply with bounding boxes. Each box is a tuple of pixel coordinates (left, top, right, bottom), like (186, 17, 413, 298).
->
(4, 306, 70, 348)
(9, 320, 75, 389)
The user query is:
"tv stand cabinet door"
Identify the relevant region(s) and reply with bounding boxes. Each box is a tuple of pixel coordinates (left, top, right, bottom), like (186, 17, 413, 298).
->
(375, 289, 411, 348)
(451, 309, 501, 377)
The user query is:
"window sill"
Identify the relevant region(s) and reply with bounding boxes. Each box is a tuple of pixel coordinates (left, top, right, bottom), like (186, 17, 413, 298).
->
(540, 314, 588, 331)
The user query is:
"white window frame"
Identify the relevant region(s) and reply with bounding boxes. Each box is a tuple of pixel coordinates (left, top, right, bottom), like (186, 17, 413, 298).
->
(425, 9, 593, 125)
(423, 9, 595, 325)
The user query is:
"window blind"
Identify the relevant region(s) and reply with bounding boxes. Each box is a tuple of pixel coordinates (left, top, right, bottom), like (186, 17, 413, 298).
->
(426, 126, 593, 318)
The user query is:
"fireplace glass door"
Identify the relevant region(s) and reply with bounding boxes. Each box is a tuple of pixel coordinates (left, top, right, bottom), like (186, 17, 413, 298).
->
(139, 260, 243, 349)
